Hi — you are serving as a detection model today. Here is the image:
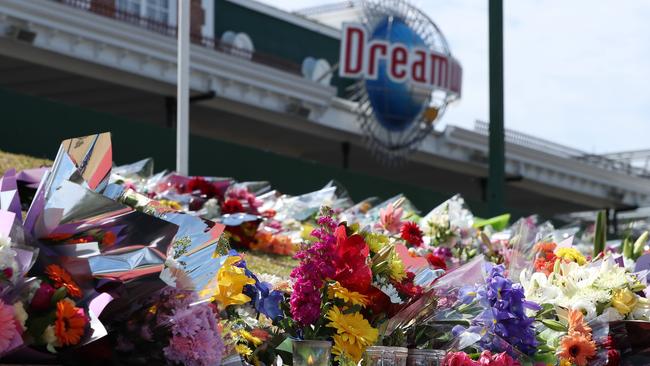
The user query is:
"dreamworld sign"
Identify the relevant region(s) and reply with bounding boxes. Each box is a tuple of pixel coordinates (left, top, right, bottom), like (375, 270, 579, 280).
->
(337, 2, 461, 157)
(340, 23, 462, 96)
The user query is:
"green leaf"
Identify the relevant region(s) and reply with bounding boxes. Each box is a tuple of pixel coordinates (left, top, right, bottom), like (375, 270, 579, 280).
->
(473, 214, 511, 231)
(51, 286, 67, 305)
(622, 237, 633, 259)
(276, 337, 293, 354)
(594, 210, 607, 257)
(633, 231, 648, 260)
(541, 319, 567, 332)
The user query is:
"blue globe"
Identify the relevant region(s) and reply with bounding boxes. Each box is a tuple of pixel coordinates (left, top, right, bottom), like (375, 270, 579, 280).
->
(365, 17, 429, 132)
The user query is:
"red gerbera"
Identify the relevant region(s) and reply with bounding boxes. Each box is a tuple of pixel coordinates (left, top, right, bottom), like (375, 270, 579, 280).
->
(393, 272, 423, 299)
(400, 221, 424, 247)
(221, 199, 244, 214)
(426, 253, 447, 270)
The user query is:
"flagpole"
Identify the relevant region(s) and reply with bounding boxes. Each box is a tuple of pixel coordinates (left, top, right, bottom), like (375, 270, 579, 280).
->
(176, 0, 190, 175)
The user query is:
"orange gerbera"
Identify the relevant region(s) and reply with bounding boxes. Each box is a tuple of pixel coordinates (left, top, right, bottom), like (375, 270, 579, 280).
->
(54, 299, 87, 346)
(45, 264, 82, 299)
(558, 332, 597, 366)
(568, 309, 592, 337)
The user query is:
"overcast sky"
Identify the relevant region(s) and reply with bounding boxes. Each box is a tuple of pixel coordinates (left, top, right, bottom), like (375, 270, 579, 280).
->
(258, 0, 650, 154)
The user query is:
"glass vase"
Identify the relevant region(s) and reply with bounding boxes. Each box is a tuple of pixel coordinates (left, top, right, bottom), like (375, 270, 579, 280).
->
(292, 339, 332, 366)
(407, 349, 447, 366)
(364, 346, 408, 366)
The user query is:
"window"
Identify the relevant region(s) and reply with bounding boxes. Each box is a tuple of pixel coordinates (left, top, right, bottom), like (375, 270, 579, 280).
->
(116, 0, 172, 24)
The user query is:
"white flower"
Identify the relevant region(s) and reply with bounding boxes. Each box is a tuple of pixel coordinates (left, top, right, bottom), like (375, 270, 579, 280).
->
(373, 281, 402, 304)
(13, 302, 28, 330)
(631, 297, 650, 320)
(43, 325, 61, 353)
(568, 299, 597, 321)
(0, 233, 18, 275)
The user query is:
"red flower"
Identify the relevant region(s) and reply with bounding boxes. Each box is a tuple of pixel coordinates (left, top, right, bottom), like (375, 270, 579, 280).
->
(443, 352, 477, 366)
(426, 253, 447, 270)
(332, 225, 372, 294)
(186, 177, 217, 197)
(400, 221, 424, 247)
(1, 268, 12, 280)
(221, 199, 244, 214)
(31, 282, 56, 312)
(393, 272, 423, 299)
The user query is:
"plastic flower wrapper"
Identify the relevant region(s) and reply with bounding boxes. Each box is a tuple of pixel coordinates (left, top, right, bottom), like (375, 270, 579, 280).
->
(338, 197, 380, 225)
(414, 195, 478, 268)
(108, 285, 225, 366)
(110, 157, 154, 188)
(267, 183, 338, 222)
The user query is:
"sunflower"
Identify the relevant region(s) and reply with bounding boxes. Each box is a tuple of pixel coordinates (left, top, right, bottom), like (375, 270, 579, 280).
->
(45, 264, 82, 299)
(326, 306, 378, 347)
(328, 282, 368, 307)
(54, 299, 87, 346)
(557, 332, 597, 366)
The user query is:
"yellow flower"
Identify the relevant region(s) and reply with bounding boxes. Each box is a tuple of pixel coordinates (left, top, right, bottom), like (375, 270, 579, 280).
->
(612, 288, 638, 315)
(239, 329, 263, 346)
(301, 223, 315, 241)
(328, 282, 368, 307)
(559, 359, 572, 366)
(326, 306, 378, 348)
(555, 248, 586, 265)
(159, 199, 182, 210)
(201, 256, 255, 308)
(388, 254, 406, 282)
(235, 343, 253, 356)
(365, 233, 389, 253)
(332, 334, 364, 363)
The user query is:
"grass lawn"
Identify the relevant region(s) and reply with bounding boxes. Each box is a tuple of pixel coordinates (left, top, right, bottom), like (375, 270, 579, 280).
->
(0, 150, 51, 174)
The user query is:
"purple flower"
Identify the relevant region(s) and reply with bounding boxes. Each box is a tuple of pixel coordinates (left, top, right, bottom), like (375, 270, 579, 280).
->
(475, 263, 538, 356)
(289, 208, 337, 326)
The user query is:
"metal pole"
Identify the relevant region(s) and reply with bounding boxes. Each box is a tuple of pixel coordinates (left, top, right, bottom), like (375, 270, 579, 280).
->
(488, 0, 505, 216)
(176, 0, 190, 175)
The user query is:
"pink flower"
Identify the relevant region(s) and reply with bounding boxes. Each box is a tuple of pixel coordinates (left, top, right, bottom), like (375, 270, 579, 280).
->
(0, 300, 19, 354)
(377, 204, 403, 233)
(444, 352, 478, 366)
(30, 282, 56, 312)
(478, 351, 521, 366)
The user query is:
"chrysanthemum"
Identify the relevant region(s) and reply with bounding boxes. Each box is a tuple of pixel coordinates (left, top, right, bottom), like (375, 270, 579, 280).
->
(45, 264, 82, 299)
(325, 306, 378, 347)
(54, 299, 87, 346)
(328, 282, 368, 307)
(400, 221, 424, 247)
(558, 332, 597, 366)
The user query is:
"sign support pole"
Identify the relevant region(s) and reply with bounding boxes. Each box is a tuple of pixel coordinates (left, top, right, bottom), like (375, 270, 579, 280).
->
(488, 0, 505, 216)
(176, 0, 190, 175)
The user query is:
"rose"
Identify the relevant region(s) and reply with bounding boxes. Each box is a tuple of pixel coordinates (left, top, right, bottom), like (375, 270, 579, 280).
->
(443, 352, 478, 366)
(611, 288, 638, 316)
(30, 282, 56, 312)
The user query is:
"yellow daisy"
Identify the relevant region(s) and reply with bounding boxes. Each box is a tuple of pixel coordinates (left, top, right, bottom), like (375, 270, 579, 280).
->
(332, 334, 364, 363)
(328, 282, 368, 307)
(239, 329, 263, 346)
(235, 343, 253, 356)
(326, 306, 378, 347)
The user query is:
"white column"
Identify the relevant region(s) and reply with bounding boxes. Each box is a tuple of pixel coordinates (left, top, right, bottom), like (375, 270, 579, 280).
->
(176, 0, 190, 175)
